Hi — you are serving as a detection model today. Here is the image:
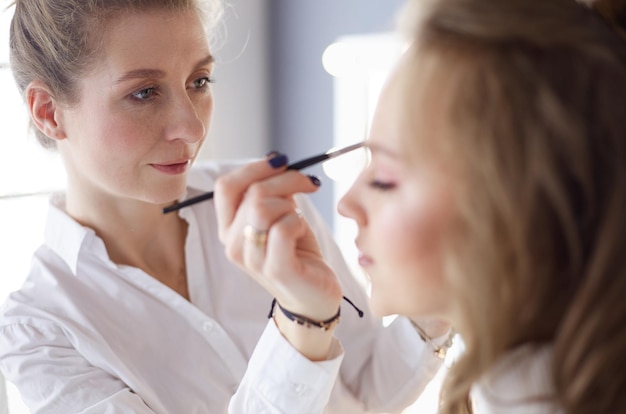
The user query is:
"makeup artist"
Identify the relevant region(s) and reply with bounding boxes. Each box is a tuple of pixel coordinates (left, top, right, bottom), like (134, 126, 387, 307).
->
(0, 0, 450, 412)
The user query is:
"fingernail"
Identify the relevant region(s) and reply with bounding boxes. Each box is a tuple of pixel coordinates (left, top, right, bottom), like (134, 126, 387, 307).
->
(308, 175, 322, 187)
(268, 154, 288, 168)
(265, 150, 281, 158)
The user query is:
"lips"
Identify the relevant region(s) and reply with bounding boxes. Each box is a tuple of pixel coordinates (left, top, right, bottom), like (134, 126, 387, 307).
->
(357, 250, 374, 267)
(150, 159, 190, 175)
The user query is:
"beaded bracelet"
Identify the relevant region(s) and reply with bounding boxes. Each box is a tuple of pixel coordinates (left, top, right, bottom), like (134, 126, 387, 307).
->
(268, 296, 364, 331)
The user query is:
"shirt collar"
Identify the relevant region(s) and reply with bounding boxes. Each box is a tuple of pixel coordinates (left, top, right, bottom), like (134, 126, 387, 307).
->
(44, 193, 107, 275)
(42, 164, 224, 275)
(471, 345, 556, 410)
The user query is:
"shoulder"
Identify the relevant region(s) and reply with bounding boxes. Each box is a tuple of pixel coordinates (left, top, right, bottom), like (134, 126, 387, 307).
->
(0, 250, 69, 327)
(471, 345, 562, 414)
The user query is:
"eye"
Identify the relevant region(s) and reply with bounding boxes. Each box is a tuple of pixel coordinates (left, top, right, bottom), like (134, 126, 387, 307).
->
(130, 87, 157, 102)
(192, 76, 215, 90)
(369, 180, 396, 191)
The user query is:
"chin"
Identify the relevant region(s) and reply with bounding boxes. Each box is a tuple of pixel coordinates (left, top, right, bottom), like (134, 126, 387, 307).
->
(155, 182, 187, 203)
(368, 294, 399, 318)
(141, 190, 185, 206)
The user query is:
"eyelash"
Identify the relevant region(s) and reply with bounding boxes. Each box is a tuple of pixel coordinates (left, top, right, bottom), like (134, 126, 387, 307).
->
(130, 87, 157, 102)
(129, 76, 215, 102)
(192, 76, 215, 89)
(369, 180, 396, 191)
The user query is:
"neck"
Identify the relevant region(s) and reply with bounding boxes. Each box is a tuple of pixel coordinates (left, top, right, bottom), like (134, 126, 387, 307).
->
(64, 187, 190, 300)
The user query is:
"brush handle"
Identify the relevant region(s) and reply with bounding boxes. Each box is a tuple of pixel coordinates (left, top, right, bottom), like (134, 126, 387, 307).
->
(163, 191, 215, 213)
(286, 154, 330, 171)
(163, 142, 364, 214)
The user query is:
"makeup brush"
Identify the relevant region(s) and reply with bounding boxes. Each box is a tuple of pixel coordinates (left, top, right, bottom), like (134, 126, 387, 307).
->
(163, 141, 365, 214)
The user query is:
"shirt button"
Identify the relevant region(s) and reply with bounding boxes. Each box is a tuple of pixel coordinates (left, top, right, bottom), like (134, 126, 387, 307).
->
(202, 320, 215, 332)
(292, 383, 308, 396)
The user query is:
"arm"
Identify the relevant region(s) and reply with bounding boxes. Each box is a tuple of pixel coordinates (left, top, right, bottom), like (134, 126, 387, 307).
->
(0, 371, 7, 414)
(229, 319, 344, 414)
(0, 322, 155, 414)
(213, 156, 344, 359)
(213, 157, 349, 412)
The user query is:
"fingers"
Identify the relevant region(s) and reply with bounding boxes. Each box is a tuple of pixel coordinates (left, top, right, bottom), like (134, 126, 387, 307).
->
(243, 225, 268, 249)
(242, 208, 305, 282)
(212, 152, 338, 319)
(213, 153, 320, 244)
(214, 154, 287, 242)
(223, 195, 296, 264)
(241, 224, 269, 275)
(242, 208, 340, 318)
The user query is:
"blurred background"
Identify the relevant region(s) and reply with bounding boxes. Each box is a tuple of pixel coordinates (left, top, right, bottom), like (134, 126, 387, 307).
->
(0, 1, 448, 412)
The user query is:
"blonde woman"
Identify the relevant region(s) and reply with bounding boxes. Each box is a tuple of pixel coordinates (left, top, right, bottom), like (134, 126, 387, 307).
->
(217, 0, 626, 412)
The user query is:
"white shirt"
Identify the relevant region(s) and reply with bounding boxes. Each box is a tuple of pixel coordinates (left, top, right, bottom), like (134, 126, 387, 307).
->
(471, 345, 562, 413)
(0, 161, 443, 414)
(0, 371, 7, 414)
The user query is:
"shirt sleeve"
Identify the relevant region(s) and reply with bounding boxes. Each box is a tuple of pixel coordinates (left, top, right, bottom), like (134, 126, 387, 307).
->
(0, 371, 7, 414)
(229, 320, 344, 414)
(0, 321, 156, 414)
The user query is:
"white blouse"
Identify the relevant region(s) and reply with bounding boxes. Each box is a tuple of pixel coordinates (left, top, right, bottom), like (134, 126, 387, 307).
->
(471, 345, 562, 413)
(0, 161, 443, 414)
(0, 372, 6, 414)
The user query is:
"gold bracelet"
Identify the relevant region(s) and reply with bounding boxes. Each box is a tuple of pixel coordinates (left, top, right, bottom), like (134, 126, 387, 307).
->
(409, 319, 455, 359)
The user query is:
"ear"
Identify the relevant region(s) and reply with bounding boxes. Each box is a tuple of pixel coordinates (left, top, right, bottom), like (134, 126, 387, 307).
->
(26, 80, 68, 141)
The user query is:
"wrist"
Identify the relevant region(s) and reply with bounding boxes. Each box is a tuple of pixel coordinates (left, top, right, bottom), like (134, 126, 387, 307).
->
(270, 298, 341, 331)
(271, 301, 337, 361)
(266, 297, 364, 361)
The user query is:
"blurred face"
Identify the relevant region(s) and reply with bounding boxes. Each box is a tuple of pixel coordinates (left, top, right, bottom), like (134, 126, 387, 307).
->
(338, 55, 456, 320)
(56, 9, 214, 207)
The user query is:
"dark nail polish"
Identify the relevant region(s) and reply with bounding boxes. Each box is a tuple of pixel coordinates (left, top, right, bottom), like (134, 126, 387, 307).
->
(308, 175, 322, 187)
(268, 154, 288, 168)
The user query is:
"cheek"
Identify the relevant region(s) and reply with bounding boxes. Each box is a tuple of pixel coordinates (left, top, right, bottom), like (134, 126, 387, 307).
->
(378, 196, 446, 270)
(70, 99, 143, 149)
(92, 108, 157, 155)
(369, 197, 451, 317)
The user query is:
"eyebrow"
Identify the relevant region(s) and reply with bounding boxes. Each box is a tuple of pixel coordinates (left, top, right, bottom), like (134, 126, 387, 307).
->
(114, 54, 215, 84)
(366, 143, 400, 160)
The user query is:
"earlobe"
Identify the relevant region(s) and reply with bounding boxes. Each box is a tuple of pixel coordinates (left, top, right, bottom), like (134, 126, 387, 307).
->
(27, 81, 67, 141)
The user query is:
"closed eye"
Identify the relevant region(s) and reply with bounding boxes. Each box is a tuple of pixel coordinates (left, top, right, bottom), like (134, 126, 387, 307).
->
(369, 180, 395, 190)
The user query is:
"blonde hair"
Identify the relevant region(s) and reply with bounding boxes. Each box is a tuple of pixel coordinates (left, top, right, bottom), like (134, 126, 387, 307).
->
(398, 0, 626, 412)
(8, 0, 224, 149)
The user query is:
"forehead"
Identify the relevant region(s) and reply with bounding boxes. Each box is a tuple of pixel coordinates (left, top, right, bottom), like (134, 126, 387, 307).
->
(96, 8, 210, 67)
(369, 47, 452, 162)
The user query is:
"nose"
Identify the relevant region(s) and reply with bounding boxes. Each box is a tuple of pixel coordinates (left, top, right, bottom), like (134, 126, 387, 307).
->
(337, 181, 366, 227)
(165, 92, 211, 143)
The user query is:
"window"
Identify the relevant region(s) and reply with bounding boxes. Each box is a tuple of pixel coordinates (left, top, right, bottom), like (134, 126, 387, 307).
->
(323, 33, 458, 413)
(0, 7, 64, 413)
(0, 7, 66, 302)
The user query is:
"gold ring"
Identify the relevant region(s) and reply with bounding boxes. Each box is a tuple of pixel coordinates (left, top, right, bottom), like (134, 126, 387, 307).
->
(294, 208, 303, 219)
(243, 225, 268, 248)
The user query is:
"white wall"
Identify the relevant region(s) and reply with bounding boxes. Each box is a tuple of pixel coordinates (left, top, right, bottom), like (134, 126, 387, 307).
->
(199, 0, 271, 161)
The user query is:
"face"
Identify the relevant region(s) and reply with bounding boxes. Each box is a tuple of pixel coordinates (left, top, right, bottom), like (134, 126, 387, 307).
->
(55, 9, 214, 208)
(338, 55, 456, 320)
